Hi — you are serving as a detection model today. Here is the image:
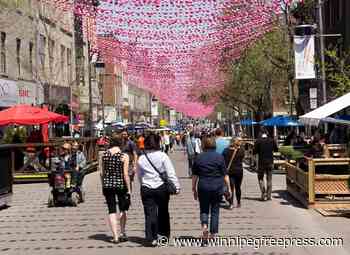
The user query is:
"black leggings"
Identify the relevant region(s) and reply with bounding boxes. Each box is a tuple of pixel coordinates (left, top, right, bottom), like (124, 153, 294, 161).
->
(103, 188, 129, 214)
(229, 173, 243, 205)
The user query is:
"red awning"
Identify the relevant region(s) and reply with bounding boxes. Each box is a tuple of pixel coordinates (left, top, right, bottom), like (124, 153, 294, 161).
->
(0, 104, 69, 126)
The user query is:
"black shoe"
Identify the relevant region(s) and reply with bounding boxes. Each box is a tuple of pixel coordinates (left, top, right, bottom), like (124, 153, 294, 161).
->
(144, 240, 157, 247)
(119, 233, 128, 242)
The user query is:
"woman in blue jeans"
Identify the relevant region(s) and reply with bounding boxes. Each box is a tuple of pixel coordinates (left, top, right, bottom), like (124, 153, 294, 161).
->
(192, 137, 231, 239)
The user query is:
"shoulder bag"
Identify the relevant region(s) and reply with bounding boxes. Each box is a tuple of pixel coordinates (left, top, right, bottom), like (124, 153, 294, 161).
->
(143, 152, 177, 195)
(227, 147, 239, 174)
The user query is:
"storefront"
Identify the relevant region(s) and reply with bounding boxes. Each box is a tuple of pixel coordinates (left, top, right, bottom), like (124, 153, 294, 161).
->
(43, 84, 71, 108)
(43, 84, 71, 136)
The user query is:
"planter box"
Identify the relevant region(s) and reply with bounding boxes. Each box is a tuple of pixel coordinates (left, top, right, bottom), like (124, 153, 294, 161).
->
(286, 157, 350, 208)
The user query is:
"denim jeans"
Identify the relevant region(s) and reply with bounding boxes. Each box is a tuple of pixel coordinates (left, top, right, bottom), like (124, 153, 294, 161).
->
(198, 189, 221, 234)
(257, 164, 272, 199)
(187, 154, 195, 176)
(229, 173, 243, 205)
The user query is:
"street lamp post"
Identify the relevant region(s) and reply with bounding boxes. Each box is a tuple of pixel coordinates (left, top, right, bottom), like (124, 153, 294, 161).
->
(95, 61, 105, 135)
(88, 41, 94, 137)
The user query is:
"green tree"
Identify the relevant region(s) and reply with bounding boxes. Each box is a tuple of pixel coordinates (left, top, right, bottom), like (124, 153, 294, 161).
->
(325, 49, 350, 97)
(194, 25, 290, 121)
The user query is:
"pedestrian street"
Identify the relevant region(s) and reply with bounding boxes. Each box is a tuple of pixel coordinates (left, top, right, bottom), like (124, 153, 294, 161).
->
(0, 150, 349, 255)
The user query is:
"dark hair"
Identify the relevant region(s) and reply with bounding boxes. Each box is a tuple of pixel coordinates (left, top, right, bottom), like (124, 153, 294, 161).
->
(144, 133, 161, 151)
(202, 137, 216, 150)
(215, 128, 223, 137)
(110, 133, 123, 147)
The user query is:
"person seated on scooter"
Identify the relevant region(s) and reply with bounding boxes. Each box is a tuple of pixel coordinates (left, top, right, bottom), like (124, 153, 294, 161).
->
(59, 143, 74, 171)
(23, 146, 46, 172)
(72, 142, 87, 188)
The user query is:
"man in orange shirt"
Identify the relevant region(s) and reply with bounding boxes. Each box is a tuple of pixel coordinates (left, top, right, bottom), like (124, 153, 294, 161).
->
(138, 133, 145, 150)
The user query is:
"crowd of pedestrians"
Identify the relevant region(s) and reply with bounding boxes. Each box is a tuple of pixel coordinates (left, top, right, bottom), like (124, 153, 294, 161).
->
(98, 127, 277, 246)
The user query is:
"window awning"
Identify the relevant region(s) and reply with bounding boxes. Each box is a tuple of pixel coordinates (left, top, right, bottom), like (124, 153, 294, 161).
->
(299, 92, 350, 126)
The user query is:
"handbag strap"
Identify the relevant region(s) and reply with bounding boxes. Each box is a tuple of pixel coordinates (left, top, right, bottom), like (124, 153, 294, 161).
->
(227, 147, 239, 170)
(143, 151, 167, 182)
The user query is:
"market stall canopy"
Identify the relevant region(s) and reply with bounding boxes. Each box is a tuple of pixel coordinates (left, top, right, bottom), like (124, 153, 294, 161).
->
(260, 115, 303, 127)
(240, 119, 258, 126)
(0, 105, 68, 126)
(300, 92, 350, 126)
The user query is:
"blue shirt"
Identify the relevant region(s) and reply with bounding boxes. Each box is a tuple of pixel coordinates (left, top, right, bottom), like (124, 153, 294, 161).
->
(192, 150, 227, 192)
(215, 137, 230, 154)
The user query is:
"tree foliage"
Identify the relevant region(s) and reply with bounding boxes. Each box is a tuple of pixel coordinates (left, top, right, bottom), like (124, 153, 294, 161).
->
(196, 25, 290, 120)
(325, 49, 350, 97)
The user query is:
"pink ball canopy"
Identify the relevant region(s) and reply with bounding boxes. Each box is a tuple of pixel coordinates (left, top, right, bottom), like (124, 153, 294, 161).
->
(47, 0, 298, 117)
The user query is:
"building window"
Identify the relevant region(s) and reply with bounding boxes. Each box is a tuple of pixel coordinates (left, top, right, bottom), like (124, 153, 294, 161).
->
(48, 38, 55, 75)
(16, 38, 21, 77)
(60, 45, 65, 80)
(39, 34, 46, 73)
(67, 48, 72, 84)
(29, 42, 33, 76)
(0, 32, 6, 74)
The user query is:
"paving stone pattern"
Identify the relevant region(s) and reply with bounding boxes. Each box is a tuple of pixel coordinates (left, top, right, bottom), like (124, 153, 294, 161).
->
(0, 150, 349, 255)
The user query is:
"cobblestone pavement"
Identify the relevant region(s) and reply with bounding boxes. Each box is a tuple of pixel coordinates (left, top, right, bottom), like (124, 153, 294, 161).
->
(1, 150, 349, 255)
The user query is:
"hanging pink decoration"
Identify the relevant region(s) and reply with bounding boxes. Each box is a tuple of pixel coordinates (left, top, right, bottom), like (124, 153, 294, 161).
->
(49, 0, 282, 117)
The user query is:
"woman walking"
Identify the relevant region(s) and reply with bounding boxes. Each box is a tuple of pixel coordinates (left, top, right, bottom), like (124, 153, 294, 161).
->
(101, 134, 131, 243)
(222, 138, 245, 209)
(137, 133, 180, 247)
(192, 137, 231, 239)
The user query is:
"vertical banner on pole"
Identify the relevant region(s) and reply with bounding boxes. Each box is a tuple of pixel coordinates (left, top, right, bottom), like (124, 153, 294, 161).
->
(169, 109, 176, 127)
(294, 35, 316, 80)
(151, 100, 158, 117)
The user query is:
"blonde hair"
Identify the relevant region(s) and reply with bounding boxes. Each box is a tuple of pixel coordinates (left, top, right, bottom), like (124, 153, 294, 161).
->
(230, 137, 242, 148)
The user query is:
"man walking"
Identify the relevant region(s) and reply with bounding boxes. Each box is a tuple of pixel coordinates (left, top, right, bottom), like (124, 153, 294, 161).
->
(185, 131, 196, 177)
(253, 130, 278, 201)
(215, 128, 230, 154)
(121, 129, 138, 192)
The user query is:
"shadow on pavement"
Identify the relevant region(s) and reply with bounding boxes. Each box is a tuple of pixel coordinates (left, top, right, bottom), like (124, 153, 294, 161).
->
(127, 236, 148, 245)
(243, 196, 262, 201)
(272, 190, 305, 209)
(176, 235, 200, 240)
(89, 234, 111, 243)
(89, 234, 148, 246)
(0, 205, 10, 211)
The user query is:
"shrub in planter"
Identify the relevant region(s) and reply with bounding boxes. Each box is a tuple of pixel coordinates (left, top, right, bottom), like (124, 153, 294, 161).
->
(279, 146, 304, 161)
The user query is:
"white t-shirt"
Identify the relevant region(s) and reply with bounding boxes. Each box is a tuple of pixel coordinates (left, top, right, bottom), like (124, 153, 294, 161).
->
(163, 134, 170, 145)
(137, 151, 180, 190)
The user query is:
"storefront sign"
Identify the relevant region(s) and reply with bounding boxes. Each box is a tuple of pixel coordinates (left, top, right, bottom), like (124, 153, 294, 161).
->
(309, 87, 318, 109)
(17, 80, 44, 105)
(44, 84, 71, 105)
(0, 79, 17, 107)
(0, 79, 43, 107)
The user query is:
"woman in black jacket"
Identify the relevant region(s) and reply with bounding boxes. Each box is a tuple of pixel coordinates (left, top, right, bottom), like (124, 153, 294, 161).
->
(192, 137, 231, 239)
(222, 138, 245, 209)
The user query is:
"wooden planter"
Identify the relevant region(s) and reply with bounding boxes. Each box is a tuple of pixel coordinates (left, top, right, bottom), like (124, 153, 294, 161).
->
(286, 157, 350, 208)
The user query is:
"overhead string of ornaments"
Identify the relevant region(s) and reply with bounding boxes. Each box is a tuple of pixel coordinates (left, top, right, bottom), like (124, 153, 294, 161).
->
(48, 0, 302, 117)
